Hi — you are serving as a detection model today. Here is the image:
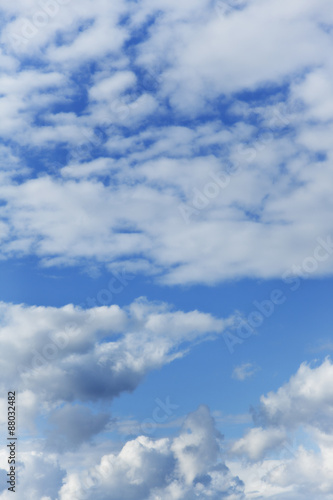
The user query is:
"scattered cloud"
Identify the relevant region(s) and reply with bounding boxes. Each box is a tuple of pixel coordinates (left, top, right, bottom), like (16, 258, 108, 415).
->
(0, 1, 332, 499)
(0, 0, 331, 284)
(232, 362, 260, 381)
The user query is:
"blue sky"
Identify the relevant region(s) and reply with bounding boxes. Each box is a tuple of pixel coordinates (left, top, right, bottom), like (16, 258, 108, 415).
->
(0, 0, 333, 499)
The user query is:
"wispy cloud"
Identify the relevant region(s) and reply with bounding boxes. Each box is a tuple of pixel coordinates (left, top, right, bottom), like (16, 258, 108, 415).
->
(232, 362, 260, 381)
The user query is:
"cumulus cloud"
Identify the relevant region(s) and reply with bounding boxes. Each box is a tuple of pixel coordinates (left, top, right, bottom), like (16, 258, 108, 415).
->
(0, 406, 244, 500)
(27, 360, 333, 500)
(135, 0, 333, 111)
(0, 298, 236, 497)
(0, 297, 231, 408)
(0, 450, 65, 500)
(0, 0, 331, 284)
(1, 156, 333, 284)
(253, 358, 333, 432)
(230, 426, 287, 461)
(0, 1, 332, 498)
(1, 344, 333, 499)
(228, 359, 333, 498)
(59, 405, 245, 500)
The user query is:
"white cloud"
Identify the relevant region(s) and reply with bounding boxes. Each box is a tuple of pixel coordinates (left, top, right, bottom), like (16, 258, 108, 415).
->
(230, 426, 287, 461)
(228, 359, 333, 498)
(1, 352, 333, 499)
(0, 0, 331, 285)
(0, 153, 333, 284)
(0, 2, 332, 498)
(89, 71, 137, 102)
(135, 0, 333, 112)
(0, 298, 231, 407)
(0, 450, 65, 500)
(232, 363, 259, 381)
(59, 405, 245, 500)
(254, 358, 333, 432)
(0, 298, 237, 498)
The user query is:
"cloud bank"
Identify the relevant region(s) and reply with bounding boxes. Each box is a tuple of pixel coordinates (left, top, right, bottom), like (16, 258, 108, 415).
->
(0, 0, 331, 283)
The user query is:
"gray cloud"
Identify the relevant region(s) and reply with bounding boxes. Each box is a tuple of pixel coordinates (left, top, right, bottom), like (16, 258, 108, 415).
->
(45, 404, 111, 452)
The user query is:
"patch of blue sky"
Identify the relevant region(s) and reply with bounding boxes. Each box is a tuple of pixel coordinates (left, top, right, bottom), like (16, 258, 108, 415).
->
(235, 82, 290, 107)
(316, 151, 327, 162)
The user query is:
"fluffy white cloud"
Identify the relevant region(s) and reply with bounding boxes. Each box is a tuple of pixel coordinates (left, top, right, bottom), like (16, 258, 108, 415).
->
(59, 405, 245, 500)
(0, 297, 231, 407)
(0, 298, 236, 498)
(49, 360, 333, 498)
(135, 0, 333, 110)
(254, 358, 333, 432)
(0, 449, 65, 500)
(1, 144, 333, 284)
(230, 426, 287, 461)
(2, 352, 333, 499)
(0, 407, 243, 500)
(0, 2, 332, 498)
(0, 0, 331, 284)
(228, 359, 333, 498)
